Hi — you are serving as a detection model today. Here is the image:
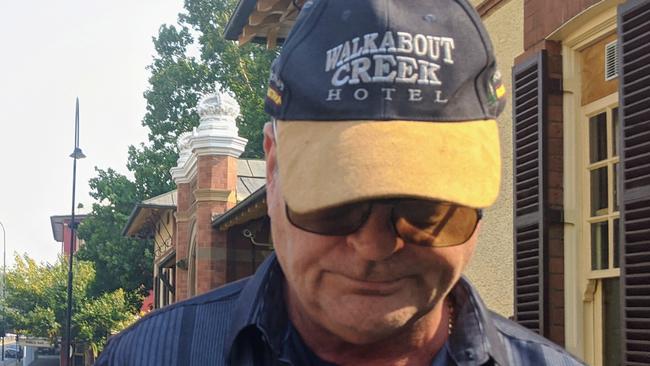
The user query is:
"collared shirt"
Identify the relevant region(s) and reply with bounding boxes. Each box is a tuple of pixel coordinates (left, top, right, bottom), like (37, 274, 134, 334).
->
(96, 254, 585, 365)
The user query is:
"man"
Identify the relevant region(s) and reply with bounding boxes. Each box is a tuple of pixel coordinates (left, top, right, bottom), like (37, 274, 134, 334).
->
(97, 0, 585, 364)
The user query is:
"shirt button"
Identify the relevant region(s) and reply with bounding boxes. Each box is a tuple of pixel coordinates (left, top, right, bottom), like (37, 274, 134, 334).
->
(465, 350, 475, 360)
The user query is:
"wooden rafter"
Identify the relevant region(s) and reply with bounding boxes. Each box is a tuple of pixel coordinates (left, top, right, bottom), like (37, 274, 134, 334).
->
(238, 0, 303, 47)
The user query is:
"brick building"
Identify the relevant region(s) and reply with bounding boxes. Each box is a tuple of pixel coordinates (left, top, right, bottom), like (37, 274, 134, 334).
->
(508, 0, 650, 364)
(50, 213, 88, 255)
(123, 89, 270, 309)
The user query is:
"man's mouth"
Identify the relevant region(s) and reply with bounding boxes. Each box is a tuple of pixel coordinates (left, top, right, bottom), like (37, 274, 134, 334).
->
(341, 275, 407, 296)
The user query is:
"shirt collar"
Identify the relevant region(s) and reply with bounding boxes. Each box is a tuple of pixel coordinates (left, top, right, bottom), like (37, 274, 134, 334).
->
(225, 253, 288, 362)
(226, 255, 508, 366)
(447, 277, 509, 366)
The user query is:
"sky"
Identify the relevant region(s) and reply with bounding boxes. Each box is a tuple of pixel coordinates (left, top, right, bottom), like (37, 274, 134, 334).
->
(0, 0, 187, 267)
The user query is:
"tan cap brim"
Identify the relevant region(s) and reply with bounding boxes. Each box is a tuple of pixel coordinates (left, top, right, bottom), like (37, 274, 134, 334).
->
(276, 120, 501, 213)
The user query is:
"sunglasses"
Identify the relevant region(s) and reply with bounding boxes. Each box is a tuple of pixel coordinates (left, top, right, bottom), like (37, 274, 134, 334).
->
(286, 199, 482, 247)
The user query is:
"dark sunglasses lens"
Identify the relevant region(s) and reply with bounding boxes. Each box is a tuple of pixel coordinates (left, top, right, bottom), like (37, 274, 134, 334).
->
(286, 202, 371, 235)
(393, 201, 479, 247)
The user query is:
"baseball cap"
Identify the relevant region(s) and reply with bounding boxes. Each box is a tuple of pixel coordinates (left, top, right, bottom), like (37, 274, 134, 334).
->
(264, 0, 506, 214)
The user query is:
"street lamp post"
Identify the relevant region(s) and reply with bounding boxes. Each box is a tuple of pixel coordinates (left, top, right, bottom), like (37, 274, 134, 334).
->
(0, 220, 5, 362)
(63, 98, 86, 366)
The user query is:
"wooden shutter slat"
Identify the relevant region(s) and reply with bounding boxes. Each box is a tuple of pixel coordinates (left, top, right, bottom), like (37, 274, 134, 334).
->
(626, 175, 650, 189)
(623, 109, 650, 127)
(512, 51, 548, 336)
(516, 156, 540, 172)
(625, 38, 650, 60)
(622, 84, 650, 107)
(622, 1, 650, 22)
(627, 246, 650, 257)
(517, 170, 538, 184)
(621, 18, 650, 45)
(624, 131, 650, 149)
(517, 134, 540, 150)
(516, 114, 539, 130)
(516, 99, 539, 114)
(516, 122, 539, 139)
(514, 70, 538, 89)
(618, 1, 650, 364)
(517, 176, 539, 190)
(622, 29, 650, 51)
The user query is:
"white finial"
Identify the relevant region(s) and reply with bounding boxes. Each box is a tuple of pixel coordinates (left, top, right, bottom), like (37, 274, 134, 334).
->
(171, 85, 248, 183)
(196, 85, 240, 134)
(176, 131, 193, 166)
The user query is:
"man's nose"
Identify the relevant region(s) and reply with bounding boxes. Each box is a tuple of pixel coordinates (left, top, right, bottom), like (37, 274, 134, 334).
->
(345, 204, 405, 261)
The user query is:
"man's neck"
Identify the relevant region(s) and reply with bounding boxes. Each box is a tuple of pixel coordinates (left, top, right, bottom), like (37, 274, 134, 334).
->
(287, 296, 452, 366)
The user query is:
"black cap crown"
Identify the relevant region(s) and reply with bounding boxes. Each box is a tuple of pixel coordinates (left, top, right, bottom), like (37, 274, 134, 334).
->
(265, 0, 506, 122)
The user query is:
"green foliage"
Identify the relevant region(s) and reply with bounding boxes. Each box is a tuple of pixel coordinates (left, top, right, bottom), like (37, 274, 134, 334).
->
(130, 24, 214, 199)
(77, 0, 275, 307)
(75, 289, 138, 352)
(2, 255, 137, 353)
(182, 0, 278, 158)
(77, 169, 152, 304)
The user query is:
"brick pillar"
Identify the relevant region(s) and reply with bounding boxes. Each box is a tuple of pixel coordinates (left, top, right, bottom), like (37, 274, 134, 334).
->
(174, 182, 191, 301)
(170, 89, 247, 299)
(194, 155, 238, 294)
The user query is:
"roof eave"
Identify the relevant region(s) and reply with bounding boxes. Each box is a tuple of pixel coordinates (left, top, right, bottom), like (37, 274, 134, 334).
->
(212, 185, 267, 229)
(224, 0, 258, 41)
(121, 204, 176, 238)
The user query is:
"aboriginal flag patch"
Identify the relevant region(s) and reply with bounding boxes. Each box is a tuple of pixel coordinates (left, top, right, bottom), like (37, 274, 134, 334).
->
(487, 70, 506, 117)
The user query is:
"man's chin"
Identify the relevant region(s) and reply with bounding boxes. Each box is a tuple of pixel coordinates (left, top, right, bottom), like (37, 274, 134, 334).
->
(326, 306, 421, 345)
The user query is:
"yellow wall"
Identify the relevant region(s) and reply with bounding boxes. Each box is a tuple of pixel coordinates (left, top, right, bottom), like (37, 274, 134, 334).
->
(581, 33, 618, 106)
(463, 0, 522, 317)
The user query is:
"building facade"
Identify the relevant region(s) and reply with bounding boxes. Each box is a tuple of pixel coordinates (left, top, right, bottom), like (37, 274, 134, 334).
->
(123, 89, 269, 308)
(509, 0, 650, 364)
(50, 214, 88, 255)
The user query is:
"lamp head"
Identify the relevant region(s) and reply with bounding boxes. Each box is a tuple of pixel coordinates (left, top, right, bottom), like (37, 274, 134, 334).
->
(69, 147, 86, 159)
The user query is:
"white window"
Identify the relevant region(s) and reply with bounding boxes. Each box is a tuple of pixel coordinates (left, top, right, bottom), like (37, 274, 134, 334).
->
(582, 96, 621, 366)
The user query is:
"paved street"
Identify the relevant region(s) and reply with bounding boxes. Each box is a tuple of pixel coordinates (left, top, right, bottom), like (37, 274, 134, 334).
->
(26, 356, 59, 366)
(0, 356, 59, 366)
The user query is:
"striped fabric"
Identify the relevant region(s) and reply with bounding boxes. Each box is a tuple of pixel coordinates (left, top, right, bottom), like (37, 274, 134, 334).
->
(95, 254, 585, 365)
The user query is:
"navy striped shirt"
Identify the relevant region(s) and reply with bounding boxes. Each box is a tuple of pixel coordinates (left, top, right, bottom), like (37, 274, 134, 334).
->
(95, 254, 585, 365)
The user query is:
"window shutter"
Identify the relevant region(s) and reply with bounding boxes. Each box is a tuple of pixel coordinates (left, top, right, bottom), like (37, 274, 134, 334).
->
(618, 1, 650, 365)
(512, 51, 549, 336)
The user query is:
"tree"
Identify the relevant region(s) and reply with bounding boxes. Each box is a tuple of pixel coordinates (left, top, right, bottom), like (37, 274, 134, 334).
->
(2, 255, 137, 355)
(129, 23, 214, 199)
(76, 168, 153, 305)
(77, 0, 276, 305)
(182, 0, 278, 158)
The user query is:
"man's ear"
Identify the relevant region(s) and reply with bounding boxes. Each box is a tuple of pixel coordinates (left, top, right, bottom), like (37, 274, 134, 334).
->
(263, 122, 277, 186)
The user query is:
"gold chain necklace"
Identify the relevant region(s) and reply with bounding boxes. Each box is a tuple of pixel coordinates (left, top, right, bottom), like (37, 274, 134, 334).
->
(447, 298, 455, 336)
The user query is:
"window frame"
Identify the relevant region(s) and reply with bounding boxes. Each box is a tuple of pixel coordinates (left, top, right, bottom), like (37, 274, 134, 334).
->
(582, 95, 621, 279)
(557, 2, 620, 361)
(579, 93, 621, 366)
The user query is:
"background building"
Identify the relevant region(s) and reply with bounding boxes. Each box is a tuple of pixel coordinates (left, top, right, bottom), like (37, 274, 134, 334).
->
(123, 90, 269, 307)
(509, 0, 649, 364)
(50, 214, 88, 255)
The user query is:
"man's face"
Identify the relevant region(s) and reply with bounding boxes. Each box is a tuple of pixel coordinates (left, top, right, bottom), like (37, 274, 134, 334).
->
(264, 124, 479, 345)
